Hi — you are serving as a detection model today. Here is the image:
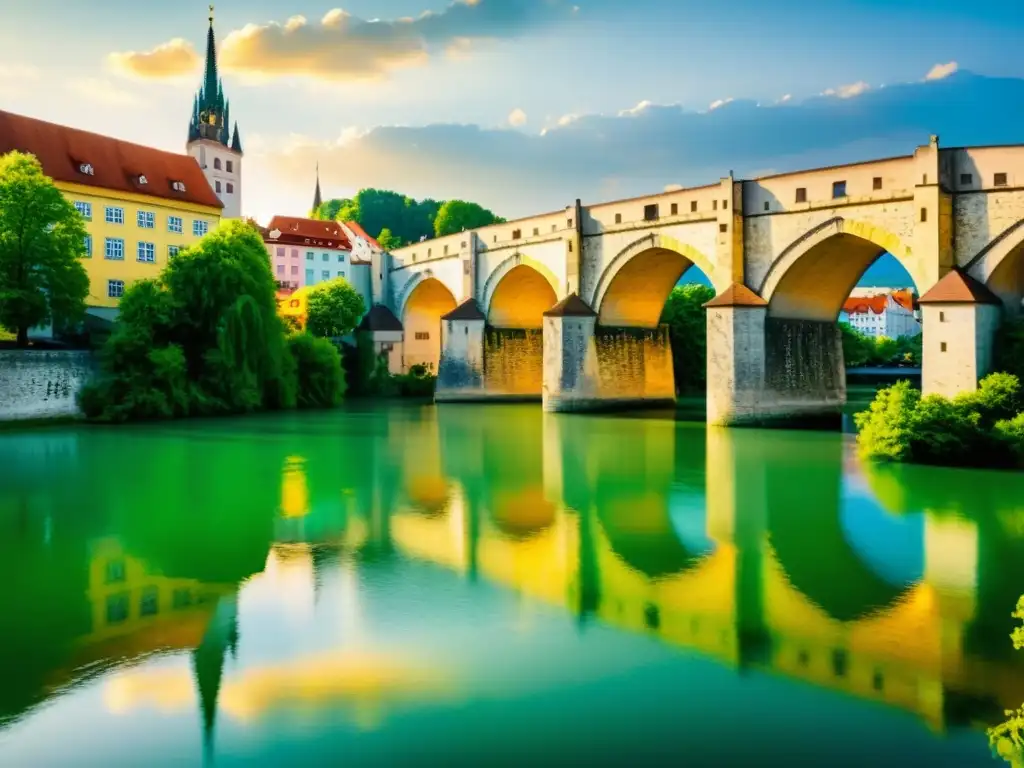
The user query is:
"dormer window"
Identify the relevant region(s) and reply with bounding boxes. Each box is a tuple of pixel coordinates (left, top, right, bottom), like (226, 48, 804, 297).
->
(79, 163, 94, 176)
(138, 175, 148, 185)
(171, 181, 186, 192)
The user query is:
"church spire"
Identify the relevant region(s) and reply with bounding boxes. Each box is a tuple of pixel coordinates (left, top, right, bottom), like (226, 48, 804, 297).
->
(203, 5, 219, 110)
(312, 163, 323, 213)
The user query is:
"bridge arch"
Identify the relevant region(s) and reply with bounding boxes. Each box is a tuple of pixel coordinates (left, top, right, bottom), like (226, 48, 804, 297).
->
(591, 234, 719, 328)
(483, 255, 559, 329)
(401, 275, 457, 373)
(966, 218, 1024, 310)
(759, 218, 920, 320)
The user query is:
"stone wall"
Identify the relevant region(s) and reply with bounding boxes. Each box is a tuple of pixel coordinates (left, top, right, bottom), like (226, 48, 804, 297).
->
(484, 328, 543, 398)
(0, 350, 96, 421)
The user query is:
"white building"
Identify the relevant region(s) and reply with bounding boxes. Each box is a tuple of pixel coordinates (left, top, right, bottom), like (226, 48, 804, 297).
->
(842, 289, 921, 339)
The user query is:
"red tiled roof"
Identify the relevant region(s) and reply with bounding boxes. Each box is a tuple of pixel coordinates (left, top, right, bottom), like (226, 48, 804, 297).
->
(0, 109, 222, 210)
(343, 220, 381, 250)
(266, 216, 352, 251)
(919, 270, 1001, 305)
(703, 283, 767, 308)
(842, 289, 916, 315)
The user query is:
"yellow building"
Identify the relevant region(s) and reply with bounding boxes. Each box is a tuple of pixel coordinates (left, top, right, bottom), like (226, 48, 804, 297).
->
(0, 109, 223, 318)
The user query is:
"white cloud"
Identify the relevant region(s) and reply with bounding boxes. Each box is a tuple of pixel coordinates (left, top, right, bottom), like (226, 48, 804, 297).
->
(618, 100, 652, 117)
(107, 38, 199, 80)
(508, 108, 528, 127)
(708, 97, 734, 111)
(924, 61, 958, 81)
(822, 81, 871, 99)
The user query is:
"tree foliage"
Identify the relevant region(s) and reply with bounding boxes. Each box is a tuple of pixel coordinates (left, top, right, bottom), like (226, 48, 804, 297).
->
(433, 200, 505, 237)
(855, 374, 1024, 468)
(311, 188, 503, 249)
(0, 151, 89, 346)
(288, 333, 346, 408)
(660, 284, 716, 394)
(840, 322, 921, 368)
(376, 228, 401, 252)
(79, 220, 346, 422)
(989, 596, 1024, 764)
(305, 278, 365, 339)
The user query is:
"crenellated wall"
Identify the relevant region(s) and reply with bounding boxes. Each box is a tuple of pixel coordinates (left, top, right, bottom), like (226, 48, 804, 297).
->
(0, 350, 96, 422)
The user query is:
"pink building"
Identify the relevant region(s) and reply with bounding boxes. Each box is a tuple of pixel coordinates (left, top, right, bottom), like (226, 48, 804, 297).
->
(263, 216, 353, 293)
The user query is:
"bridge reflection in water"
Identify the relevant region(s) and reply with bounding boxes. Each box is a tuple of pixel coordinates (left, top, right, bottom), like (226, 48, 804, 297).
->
(1, 408, 1023, 764)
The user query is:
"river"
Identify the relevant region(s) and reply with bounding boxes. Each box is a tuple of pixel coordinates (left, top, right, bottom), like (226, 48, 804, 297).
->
(0, 404, 1022, 767)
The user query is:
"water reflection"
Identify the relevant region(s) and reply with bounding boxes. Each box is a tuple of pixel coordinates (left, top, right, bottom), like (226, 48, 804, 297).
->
(1, 408, 1023, 765)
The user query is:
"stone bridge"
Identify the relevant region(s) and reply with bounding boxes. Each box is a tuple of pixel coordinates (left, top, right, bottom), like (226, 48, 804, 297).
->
(362, 137, 1024, 423)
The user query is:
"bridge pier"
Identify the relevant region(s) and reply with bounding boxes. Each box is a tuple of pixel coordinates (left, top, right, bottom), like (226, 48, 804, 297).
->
(706, 284, 846, 426)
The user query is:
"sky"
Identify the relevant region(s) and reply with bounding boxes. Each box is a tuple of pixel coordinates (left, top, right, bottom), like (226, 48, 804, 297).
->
(3, 0, 1024, 284)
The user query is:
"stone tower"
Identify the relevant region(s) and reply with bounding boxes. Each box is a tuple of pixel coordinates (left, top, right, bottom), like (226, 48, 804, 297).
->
(186, 5, 243, 219)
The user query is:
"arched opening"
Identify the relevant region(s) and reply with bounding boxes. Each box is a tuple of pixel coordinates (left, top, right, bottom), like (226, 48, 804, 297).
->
(484, 264, 556, 397)
(402, 278, 457, 374)
(594, 245, 715, 401)
(487, 264, 556, 329)
(763, 226, 922, 416)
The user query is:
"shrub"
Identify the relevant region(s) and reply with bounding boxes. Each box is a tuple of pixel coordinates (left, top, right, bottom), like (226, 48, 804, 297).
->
(995, 412, 1024, 466)
(288, 333, 346, 409)
(305, 278, 365, 339)
(854, 380, 920, 462)
(954, 371, 1022, 428)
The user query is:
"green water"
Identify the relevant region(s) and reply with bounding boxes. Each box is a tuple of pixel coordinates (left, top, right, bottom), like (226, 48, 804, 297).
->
(1, 404, 1023, 767)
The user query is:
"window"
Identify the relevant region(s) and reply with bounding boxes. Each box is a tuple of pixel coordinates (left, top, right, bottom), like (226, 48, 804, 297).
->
(832, 181, 847, 198)
(939, 311, 946, 322)
(105, 206, 124, 225)
(713, 200, 718, 210)
(193, 220, 208, 237)
(670, 203, 678, 215)
(340, 270, 346, 279)
(79, 163, 94, 176)
(722, 199, 728, 210)
(568, 241, 573, 252)
(305, 269, 314, 283)
(168, 245, 180, 259)
(226, 160, 234, 173)
(960, 173, 973, 186)
(214, 158, 222, 170)
(873, 177, 883, 190)
(137, 210, 155, 229)
(321, 270, 330, 280)
(415, 332, 430, 340)
(445, 245, 450, 255)
(795, 187, 807, 203)
(172, 181, 187, 192)
(832, 649, 848, 678)
(276, 264, 284, 276)
(306, 251, 314, 261)
(940, 341, 948, 352)
(644, 204, 659, 221)
(140, 587, 159, 617)
(291, 265, 299, 275)
(215, 181, 222, 193)
(74, 201, 92, 220)
(107, 279, 125, 298)
(764, 201, 770, 211)
(995, 172, 1009, 187)
(321, 252, 329, 262)
(106, 594, 129, 624)
(104, 237, 124, 260)
(338, 254, 345, 263)
(137, 241, 155, 263)
(532, 228, 539, 236)
(290, 248, 299, 259)
(615, 213, 622, 224)
(691, 200, 698, 212)
(276, 247, 285, 258)
(138, 175, 148, 186)
(226, 183, 234, 194)
(920, 207, 928, 222)
(567, 218, 573, 228)
(105, 559, 126, 583)
(512, 229, 522, 239)
(168, 215, 183, 234)
(872, 671, 884, 692)
(82, 234, 92, 257)
(719, 223, 728, 233)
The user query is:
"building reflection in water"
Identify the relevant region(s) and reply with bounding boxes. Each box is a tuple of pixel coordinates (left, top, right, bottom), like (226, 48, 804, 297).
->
(1, 408, 1024, 763)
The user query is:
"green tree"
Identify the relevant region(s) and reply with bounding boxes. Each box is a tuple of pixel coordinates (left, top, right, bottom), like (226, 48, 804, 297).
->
(433, 199, 505, 237)
(305, 278, 365, 339)
(312, 198, 347, 221)
(989, 596, 1024, 765)
(0, 151, 89, 346)
(660, 283, 715, 394)
(288, 333, 346, 408)
(839, 322, 874, 368)
(376, 227, 401, 251)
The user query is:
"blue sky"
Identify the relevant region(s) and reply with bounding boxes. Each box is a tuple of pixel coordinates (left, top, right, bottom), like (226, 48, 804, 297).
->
(2, 0, 1024, 250)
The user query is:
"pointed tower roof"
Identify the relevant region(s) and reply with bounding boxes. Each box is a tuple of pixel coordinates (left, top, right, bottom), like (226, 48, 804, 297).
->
(230, 122, 242, 153)
(203, 6, 219, 110)
(919, 269, 1001, 305)
(703, 283, 767, 308)
(544, 293, 596, 317)
(312, 163, 323, 212)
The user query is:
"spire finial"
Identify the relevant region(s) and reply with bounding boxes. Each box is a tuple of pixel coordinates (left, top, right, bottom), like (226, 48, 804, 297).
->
(209, 4, 214, 25)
